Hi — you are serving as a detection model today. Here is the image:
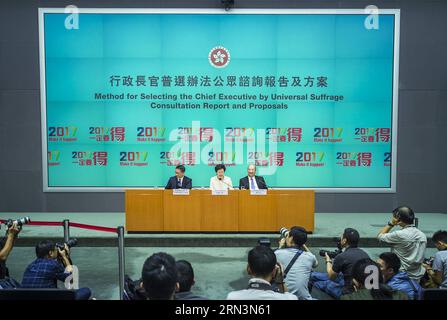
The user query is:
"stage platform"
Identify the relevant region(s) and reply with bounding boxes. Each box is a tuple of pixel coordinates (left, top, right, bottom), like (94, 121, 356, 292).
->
(0, 212, 444, 247)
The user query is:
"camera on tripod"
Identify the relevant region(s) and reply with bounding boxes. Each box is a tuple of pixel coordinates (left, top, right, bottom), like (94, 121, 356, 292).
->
(319, 237, 343, 259)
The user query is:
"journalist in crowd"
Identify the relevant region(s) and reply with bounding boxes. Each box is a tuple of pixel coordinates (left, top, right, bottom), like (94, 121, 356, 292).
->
(377, 252, 423, 299)
(275, 226, 318, 300)
(21, 240, 91, 300)
(310, 228, 370, 299)
(227, 245, 297, 300)
(423, 230, 447, 289)
(377, 206, 427, 281)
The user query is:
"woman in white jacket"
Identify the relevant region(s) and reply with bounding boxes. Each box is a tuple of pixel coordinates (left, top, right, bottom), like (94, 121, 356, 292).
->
(209, 164, 233, 191)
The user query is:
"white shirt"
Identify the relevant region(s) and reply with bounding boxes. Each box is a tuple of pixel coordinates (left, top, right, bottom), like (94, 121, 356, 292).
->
(247, 176, 259, 190)
(210, 176, 233, 191)
(227, 278, 298, 300)
(378, 225, 427, 280)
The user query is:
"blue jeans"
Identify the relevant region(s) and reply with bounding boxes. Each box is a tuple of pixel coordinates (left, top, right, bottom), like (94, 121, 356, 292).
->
(310, 272, 344, 299)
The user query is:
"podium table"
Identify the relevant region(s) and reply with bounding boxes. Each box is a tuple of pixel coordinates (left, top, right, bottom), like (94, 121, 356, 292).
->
(125, 189, 314, 232)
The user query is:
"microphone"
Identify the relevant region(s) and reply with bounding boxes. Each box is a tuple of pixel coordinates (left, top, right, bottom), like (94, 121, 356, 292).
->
(218, 176, 231, 187)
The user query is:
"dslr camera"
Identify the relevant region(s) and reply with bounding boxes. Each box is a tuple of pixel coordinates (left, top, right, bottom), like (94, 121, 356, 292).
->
(423, 257, 435, 267)
(56, 238, 78, 251)
(2, 216, 31, 229)
(279, 227, 289, 239)
(319, 237, 343, 259)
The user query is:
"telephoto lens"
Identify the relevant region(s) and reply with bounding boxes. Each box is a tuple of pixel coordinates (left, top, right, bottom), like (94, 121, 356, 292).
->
(279, 227, 289, 238)
(56, 238, 78, 250)
(5, 216, 31, 228)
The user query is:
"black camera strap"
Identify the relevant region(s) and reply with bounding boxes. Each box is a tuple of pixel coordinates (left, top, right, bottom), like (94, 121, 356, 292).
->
(284, 249, 303, 279)
(247, 281, 274, 291)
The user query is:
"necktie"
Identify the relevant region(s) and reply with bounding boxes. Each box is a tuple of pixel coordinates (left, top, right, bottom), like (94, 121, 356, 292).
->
(250, 177, 255, 190)
(177, 179, 182, 188)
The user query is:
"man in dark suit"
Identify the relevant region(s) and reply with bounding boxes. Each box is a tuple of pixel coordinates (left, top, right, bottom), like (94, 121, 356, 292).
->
(165, 165, 192, 189)
(239, 164, 268, 190)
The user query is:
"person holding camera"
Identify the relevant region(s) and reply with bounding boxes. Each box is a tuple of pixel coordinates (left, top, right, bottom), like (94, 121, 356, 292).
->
(377, 252, 423, 299)
(275, 226, 317, 300)
(423, 230, 447, 289)
(310, 228, 370, 299)
(21, 240, 91, 300)
(227, 245, 298, 300)
(377, 206, 427, 281)
(0, 222, 21, 280)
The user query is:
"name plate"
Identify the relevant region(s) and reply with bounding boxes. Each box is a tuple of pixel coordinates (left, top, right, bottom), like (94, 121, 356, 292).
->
(212, 189, 229, 196)
(250, 189, 267, 196)
(173, 189, 190, 196)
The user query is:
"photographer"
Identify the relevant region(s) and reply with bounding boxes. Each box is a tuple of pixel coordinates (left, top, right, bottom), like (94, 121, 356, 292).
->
(423, 230, 447, 289)
(310, 228, 369, 299)
(0, 222, 21, 280)
(275, 226, 318, 300)
(21, 240, 91, 300)
(377, 206, 427, 281)
(227, 245, 297, 300)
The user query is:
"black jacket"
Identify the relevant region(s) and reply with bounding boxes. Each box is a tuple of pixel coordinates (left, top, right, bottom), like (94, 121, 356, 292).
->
(239, 176, 268, 190)
(165, 176, 192, 189)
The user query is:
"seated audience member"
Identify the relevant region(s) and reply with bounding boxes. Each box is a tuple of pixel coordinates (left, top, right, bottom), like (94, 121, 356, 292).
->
(310, 228, 369, 299)
(423, 230, 447, 289)
(377, 252, 423, 299)
(0, 222, 20, 280)
(141, 252, 179, 300)
(227, 245, 297, 300)
(21, 240, 91, 300)
(175, 260, 208, 300)
(341, 258, 408, 300)
(275, 226, 318, 299)
(377, 206, 427, 281)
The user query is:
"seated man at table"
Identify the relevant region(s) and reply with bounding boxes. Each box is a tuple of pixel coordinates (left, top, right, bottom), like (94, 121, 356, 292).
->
(239, 164, 268, 190)
(165, 165, 192, 189)
(210, 164, 233, 191)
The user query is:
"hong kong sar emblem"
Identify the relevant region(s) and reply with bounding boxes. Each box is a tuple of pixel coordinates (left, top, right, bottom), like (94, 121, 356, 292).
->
(209, 46, 230, 68)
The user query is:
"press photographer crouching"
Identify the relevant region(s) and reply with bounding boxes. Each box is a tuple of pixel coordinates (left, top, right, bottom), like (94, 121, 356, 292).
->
(0, 219, 24, 286)
(309, 228, 370, 299)
(21, 239, 92, 300)
(275, 226, 318, 300)
(227, 245, 297, 300)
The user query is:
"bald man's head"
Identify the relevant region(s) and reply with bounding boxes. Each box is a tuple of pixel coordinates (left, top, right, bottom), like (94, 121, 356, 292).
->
(247, 164, 256, 177)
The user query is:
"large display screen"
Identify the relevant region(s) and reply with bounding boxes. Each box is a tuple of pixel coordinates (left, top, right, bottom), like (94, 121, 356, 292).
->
(39, 8, 400, 191)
